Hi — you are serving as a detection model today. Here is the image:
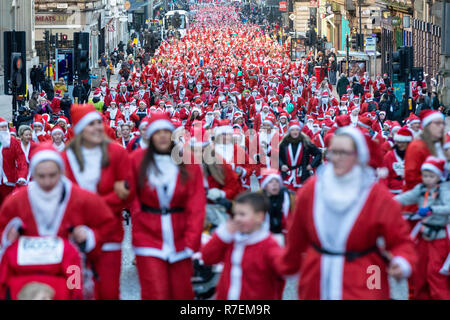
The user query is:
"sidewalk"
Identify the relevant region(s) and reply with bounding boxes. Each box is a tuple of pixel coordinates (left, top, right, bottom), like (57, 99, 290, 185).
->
(0, 95, 12, 122)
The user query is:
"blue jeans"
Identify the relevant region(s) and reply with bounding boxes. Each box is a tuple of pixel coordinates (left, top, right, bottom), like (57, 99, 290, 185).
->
(329, 70, 337, 85)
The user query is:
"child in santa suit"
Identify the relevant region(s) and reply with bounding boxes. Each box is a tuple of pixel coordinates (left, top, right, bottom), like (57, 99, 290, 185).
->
(259, 169, 294, 246)
(61, 104, 134, 300)
(278, 126, 417, 300)
(394, 157, 450, 300)
(0, 144, 116, 299)
(0, 236, 83, 300)
(201, 192, 285, 300)
(129, 112, 206, 300)
(380, 126, 414, 195)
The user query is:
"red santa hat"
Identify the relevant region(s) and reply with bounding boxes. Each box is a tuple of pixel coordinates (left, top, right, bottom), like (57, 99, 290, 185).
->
(214, 120, 234, 136)
(421, 156, 445, 179)
(336, 126, 370, 165)
(288, 120, 302, 132)
(444, 132, 450, 150)
(71, 104, 103, 135)
(42, 114, 50, 124)
(322, 118, 334, 130)
(51, 125, 65, 137)
(260, 168, 283, 190)
(145, 112, 174, 140)
(9, 127, 17, 137)
(40, 92, 46, 98)
(263, 115, 276, 127)
(57, 116, 69, 126)
(93, 89, 102, 98)
(33, 114, 44, 128)
(335, 115, 351, 127)
(29, 143, 64, 175)
(419, 110, 444, 128)
(139, 116, 151, 130)
(0, 117, 8, 127)
(394, 126, 414, 142)
(406, 112, 420, 125)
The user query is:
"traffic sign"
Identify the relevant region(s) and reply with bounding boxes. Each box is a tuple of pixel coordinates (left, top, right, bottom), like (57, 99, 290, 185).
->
(289, 14, 296, 21)
(365, 37, 376, 53)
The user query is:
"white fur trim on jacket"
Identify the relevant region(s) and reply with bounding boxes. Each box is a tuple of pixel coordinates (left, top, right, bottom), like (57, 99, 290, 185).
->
(80, 225, 96, 253)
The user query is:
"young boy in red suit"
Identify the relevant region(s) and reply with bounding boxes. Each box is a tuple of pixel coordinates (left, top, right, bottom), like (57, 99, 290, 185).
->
(201, 192, 284, 300)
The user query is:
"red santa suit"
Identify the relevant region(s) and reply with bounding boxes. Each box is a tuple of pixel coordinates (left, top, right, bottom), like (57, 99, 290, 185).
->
(0, 129, 28, 202)
(61, 105, 134, 300)
(129, 147, 206, 300)
(278, 166, 417, 299)
(104, 106, 124, 129)
(381, 148, 407, 195)
(201, 223, 284, 300)
(0, 172, 116, 299)
(61, 142, 132, 300)
(0, 236, 83, 300)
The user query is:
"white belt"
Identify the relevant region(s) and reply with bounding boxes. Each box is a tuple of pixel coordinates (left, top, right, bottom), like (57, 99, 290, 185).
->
(101, 242, 122, 252)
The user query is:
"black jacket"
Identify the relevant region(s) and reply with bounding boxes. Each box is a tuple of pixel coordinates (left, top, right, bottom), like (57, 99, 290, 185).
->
(279, 134, 322, 183)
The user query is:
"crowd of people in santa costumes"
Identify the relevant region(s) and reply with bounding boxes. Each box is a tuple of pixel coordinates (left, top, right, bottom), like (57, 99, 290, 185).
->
(0, 3, 448, 300)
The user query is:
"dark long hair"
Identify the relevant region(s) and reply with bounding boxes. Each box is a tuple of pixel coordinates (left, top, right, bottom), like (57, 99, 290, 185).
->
(138, 139, 189, 189)
(280, 131, 312, 148)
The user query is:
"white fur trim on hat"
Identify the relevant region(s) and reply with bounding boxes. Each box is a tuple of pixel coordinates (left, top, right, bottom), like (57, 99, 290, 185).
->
(51, 128, 65, 137)
(394, 133, 413, 142)
(74, 112, 102, 135)
(261, 173, 282, 190)
(421, 163, 443, 180)
(214, 125, 233, 136)
(29, 150, 64, 176)
(422, 112, 444, 128)
(337, 126, 370, 165)
(145, 119, 174, 139)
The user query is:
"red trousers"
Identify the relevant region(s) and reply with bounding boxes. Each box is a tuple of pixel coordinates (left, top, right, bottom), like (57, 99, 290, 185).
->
(135, 256, 194, 300)
(0, 185, 14, 204)
(413, 236, 450, 300)
(94, 250, 122, 300)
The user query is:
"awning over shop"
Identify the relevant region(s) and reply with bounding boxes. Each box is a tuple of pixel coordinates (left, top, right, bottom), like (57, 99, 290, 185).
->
(128, 0, 150, 12)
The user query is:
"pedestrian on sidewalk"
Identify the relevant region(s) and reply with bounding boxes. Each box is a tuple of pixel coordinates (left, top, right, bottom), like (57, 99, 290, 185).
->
(336, 73, 349, 98)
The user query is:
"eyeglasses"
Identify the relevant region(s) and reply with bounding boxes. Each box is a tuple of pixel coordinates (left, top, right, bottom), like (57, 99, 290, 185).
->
(326, 149, 357, 159)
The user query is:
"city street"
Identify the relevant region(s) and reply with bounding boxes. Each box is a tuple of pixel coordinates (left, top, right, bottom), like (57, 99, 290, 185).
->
(0, 0, 448, 302)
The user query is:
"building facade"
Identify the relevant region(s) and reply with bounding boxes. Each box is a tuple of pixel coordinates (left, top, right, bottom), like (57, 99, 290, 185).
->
(34, 0, 129, 68)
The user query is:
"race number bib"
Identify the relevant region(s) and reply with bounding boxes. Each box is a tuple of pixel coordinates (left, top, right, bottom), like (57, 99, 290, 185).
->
(17, 236, 64, 266)
(393, 161, 404, 177)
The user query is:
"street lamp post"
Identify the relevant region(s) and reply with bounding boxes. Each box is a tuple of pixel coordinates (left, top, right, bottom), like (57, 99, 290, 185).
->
(358, 0, 362, 52)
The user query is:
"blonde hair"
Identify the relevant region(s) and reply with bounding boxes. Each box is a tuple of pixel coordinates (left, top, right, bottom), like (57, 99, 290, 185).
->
(17, 282, 55, 300)
(67, 134, 110, 171)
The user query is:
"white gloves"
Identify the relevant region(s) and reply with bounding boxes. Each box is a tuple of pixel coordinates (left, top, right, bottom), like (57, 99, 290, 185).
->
(207, 188, 226, 201)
